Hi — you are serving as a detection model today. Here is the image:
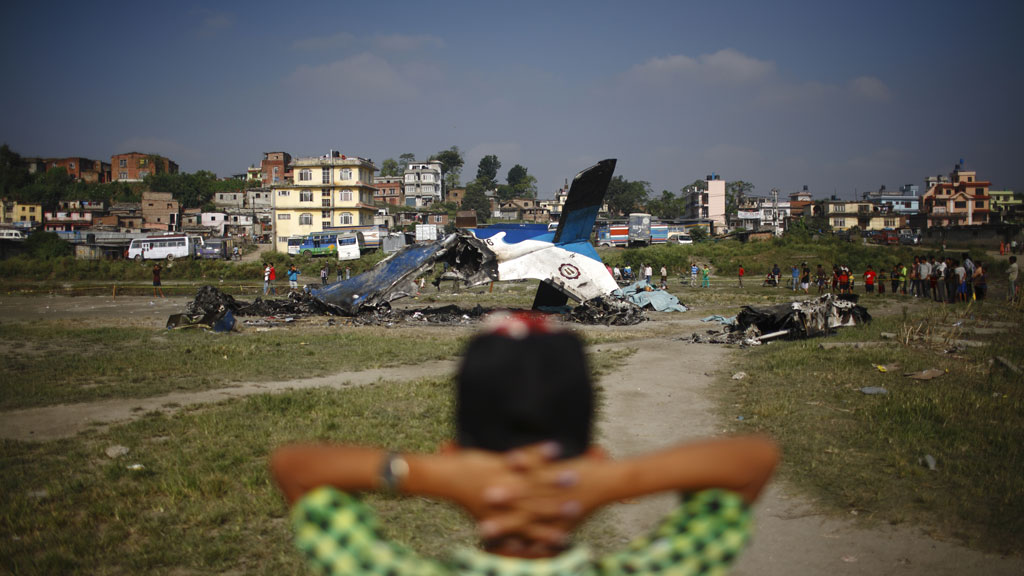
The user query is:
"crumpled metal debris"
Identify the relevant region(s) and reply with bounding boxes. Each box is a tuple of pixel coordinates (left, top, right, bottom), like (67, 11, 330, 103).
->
(690, 294, 870, 344)
(567, 296, 645, 326)
(613, 281, 687, 312)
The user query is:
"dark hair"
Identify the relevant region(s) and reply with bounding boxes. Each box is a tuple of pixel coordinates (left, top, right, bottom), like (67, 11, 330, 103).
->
(456, 329, 593, 459)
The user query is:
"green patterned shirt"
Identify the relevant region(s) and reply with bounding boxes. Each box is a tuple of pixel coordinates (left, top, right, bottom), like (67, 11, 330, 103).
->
(292, 487, 751, 576)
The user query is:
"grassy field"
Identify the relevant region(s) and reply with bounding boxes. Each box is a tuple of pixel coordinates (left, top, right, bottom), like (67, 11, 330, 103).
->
(718, 297, 1024, 553)
(1, 238, 1021, 573)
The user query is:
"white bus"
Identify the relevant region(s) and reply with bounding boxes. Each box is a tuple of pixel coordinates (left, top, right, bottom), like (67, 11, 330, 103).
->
(335, 232, 365, 261)
(127, 235, 203, 261)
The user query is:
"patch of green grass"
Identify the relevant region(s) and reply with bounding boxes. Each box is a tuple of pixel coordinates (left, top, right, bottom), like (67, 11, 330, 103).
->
(0, 342, 637, 574)
(718, 303, 1024, 553)
(0, 324, 463, 410)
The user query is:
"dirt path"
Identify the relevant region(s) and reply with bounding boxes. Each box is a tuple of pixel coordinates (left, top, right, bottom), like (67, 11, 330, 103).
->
(0, 359, 456, 441)
(593, 336, 1022, 575)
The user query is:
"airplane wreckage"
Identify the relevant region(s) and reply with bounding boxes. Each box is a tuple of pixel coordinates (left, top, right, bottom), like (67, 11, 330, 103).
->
(170, 159, 688, 330)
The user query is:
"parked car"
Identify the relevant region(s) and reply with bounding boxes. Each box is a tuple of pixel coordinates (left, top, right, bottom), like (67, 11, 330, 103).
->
(899, 234, 920, 246)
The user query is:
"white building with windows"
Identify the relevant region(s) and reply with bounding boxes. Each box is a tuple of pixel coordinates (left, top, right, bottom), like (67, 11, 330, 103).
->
(403, 161, 443, 207)
(271, 152, 378, 252)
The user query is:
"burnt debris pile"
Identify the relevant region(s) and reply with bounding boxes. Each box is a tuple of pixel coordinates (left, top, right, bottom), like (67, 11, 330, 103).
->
(690, 294, 870, 345)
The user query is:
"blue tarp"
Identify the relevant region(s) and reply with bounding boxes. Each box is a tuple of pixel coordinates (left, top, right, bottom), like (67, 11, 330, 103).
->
(613, 281, 688, 312)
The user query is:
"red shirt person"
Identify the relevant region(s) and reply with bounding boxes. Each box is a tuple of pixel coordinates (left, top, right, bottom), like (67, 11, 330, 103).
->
(864, 267, 877, 294)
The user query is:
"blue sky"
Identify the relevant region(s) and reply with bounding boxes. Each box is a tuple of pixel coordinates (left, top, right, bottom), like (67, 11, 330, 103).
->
(2, 0, 1021, 200)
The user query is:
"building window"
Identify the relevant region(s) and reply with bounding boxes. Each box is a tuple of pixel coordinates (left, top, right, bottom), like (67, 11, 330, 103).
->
(340, 212, 353, 225)
(975, 200, 984, 208)
(955, 201, 967, 209)
(299, 169, 312, 181)
(278, 236, 288, 244)
(299, 213, 313, 225)
(322, 199, 332, 207)
(321, 210, 331, 219)
(139, 171, 149, 178)
(322, 169, 331, 184)
(277, 213, 291, 220)
(69, 162, 75, 169)
(273, 166, 279, 174)
(340, 169, 352, 180)
(119, 159, 127, 168)
(278, 190, 290, 197)
(300, 191, 313, 202)
(340, 191, 353, 202)
(118, 172, 128, 179)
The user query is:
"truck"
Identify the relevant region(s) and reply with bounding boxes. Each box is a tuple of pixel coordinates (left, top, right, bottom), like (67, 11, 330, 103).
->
(650, 223, 669, 244)
(628, 213, 652, 246)
(596, 224, 628, 247)
(415, 224, 439, 243)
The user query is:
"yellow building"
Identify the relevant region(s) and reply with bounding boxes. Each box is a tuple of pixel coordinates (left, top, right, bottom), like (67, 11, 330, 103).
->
(1, 201, 43, 225)
(272, 153, 378, 252)
(826, 201, 873, 230)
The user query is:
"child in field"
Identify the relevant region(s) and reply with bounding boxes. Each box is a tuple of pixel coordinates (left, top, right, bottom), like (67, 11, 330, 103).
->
(272, 313, 778, 574)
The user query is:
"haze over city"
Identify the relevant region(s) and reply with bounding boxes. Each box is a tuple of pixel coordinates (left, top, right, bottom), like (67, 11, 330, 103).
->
(2, 0, 1021, 199)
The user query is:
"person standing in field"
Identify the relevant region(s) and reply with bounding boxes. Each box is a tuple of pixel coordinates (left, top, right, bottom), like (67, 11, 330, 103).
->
(790, 265, 799, 291)
(691, 262, 699, 287)
(320, 264, 329, 285)
(152, 263, 164, 298)
(660, 265, 668, 286)
(287, 264, 301, 292)
(737, 264, 745, 288)
(800, 263, 811, 294)
(864, 264, 876, 295)
(701, 264, 711, 288)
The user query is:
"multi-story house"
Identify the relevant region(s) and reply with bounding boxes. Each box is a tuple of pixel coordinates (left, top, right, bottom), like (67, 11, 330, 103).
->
(988, 190, 1021, 222)
(141, 191, 180, 231)
(272, 152, 377, 252)
(683, 174, 727, 231)
(826, 200, 904, 231)
(735, 195, 791, 235)
(43, 201, 105, 232)
(112, 153, 179, 182)
(261, 152, 291, 186)
(373, 176, 405, 205)
(1, 201, 43, 226)
(865, 184, 920, 216)
(403, 161, 443, 207)
(920, 165, 991, 228)
(246, 189, 273, 210)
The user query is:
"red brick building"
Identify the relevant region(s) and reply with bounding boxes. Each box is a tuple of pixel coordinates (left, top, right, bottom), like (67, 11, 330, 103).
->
(373, 176, 405, 205)
(46, 157, 111, 183)
(111, 153, 179, 182)
(260, 152, 291, 185)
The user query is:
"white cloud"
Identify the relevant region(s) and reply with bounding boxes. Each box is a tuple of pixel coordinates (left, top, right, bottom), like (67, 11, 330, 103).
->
(849, 76, 892, 102)
(286, 53, 416, 104)
(628, 49, 774, 86)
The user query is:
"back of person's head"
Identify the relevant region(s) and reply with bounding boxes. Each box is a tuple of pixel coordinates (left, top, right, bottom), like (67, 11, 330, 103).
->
(456, 312, 592, 459)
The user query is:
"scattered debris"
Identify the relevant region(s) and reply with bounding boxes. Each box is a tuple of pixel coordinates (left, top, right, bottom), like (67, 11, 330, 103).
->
(691, 294, 870, 345)
(904, 368, 945, 380)
(732, 372, 748, 380)
(859, 387, 889, 395)
(126, 464, 145, 471)
(701, 315, 736, 326)
(105, 445, 130, 459)
(920, 454, 937, 471)
(567, 296, 645, 326)
(879, 332, 897, 339)
(613, 281, 687, 312)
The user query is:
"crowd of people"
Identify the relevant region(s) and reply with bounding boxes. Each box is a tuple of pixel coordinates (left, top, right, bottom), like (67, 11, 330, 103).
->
(756, 252, 1019, 303)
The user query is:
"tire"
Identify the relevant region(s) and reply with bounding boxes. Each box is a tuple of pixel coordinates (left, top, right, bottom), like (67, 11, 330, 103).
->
(302, 250, 312, 257)
(166, 254, 175, 262)
(134, 254, 143, 262)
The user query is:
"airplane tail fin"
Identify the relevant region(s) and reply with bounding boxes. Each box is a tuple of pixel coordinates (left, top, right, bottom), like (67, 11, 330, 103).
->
(552, 159, 616, 245)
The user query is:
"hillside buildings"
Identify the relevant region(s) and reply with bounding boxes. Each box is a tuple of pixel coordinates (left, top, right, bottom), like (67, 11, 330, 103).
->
(271, 152, 377, 252)
(684, 174, 727, 231)
(111, 153, 179, 182)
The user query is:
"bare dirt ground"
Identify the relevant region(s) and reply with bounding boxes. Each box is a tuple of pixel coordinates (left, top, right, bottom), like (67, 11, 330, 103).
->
(1, 295, 1021, 574)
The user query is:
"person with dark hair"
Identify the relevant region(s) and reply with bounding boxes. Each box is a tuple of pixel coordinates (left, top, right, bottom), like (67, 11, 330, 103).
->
(152, 263, 164, 298)
(1008, 256, 1019, 302)
(271, 313, 778, 574)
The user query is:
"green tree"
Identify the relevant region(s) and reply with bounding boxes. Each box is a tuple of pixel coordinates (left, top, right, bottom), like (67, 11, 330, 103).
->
(430, 146, 464, 188)
(605, 176, 650, 217)
(726, 181, 754, 215)
(506, 164, 528, 188)
(461, 179, 491, 222)
(24, 167, 74, 209)
(647, 190, 685, 220)
(24, 231, 71, 259)
(379, 158, 401, 177)
(512, 173, 537, 199)
(399, 153, 416, 168)
(0, 144, 30, 199)
(475, 155, 501, 188)
(688, 227, 709, 242)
